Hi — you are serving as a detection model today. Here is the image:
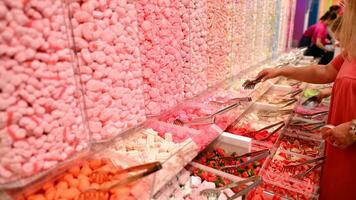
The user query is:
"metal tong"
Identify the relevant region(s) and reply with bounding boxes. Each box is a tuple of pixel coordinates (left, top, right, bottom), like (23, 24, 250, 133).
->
(302, 96, 321, 107)
(173, 116, 216, 126)
(249, 121, 286, 141)
(82, 162, 162, 193)
(173, 103, 240, 126)
(242, 75, 265, 90)
(278, 88, 303, 98)
(257, 109, 294, 118)
(210, 97, 252, 106)
(290, 119, 326, 131)
(298, 111, 328, 119)
(266, 96, 297, 105)
(279, 98, 298, 108)
(200, 176, 262, 200)
(220, 149, 270, 170)
(283, 156, 325, 179)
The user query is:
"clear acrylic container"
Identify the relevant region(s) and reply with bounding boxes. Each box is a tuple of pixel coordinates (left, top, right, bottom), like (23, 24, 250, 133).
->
(206, 0, 234, 86)
(0, 0, 89, 187)
(68, 0, 146, 142)
(260, 148, 321, 199)
(2, 150, 155, 200)
(226, 103, 291, 146)
(110, 123, 199, 194)
(136, 0, 188, 116)
(192, 133, 273, 179)
(277, 130, 325, 158)
(155, 163, 256, 200)
(188, 0, 209, 97)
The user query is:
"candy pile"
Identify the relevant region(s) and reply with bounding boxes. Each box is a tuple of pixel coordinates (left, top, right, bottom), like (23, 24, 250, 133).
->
(136, 0, 209, 115)
(70, 0, 147, 141)
(266, 152, 321, 185)
(19, 158, 150, 200)
(113, 128, 198, 193)
(247, 187, 282, 200)
(294, 104, 329, 117)
(156, 168, 238, 200)
(113, 128, 190, 163)
(227, 125, 279, 145)
(147, 121, 201, 143)
(261, 150, 320, 198)
(0, 0, 88, 183)
(195, 148, 263, 178)
(187, 0, 209, 98)
(160, 103, 212, 124)
(206, 0, 233, 86)
(279, 134, 321, 157)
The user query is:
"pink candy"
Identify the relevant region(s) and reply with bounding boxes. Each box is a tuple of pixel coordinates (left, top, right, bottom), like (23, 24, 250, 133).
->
(0, 0, 88, 184)
(71, 0, 146, 141)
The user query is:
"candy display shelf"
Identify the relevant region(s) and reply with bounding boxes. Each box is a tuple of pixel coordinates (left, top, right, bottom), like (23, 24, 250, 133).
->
(151, 51, 326, 199)
(1, 49, 315, 200)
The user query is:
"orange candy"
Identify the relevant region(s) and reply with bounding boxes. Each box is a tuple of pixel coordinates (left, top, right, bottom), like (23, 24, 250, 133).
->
(68, 166, 81, 178)
(89, 159, 103, 170)
(23, 159, 141, 200)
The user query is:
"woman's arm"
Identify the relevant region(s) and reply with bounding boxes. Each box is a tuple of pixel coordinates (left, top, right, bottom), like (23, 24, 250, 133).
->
(258, 63, 338, 84)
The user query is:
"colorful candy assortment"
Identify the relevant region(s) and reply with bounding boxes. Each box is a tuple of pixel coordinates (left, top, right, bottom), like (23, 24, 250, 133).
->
(195, 148, 264, 178)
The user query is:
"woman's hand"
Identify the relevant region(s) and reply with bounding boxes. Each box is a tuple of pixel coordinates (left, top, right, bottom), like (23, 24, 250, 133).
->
(257, 68, 282, 81)
(322, 122, 355, 149)
(316, 88, 332, 102)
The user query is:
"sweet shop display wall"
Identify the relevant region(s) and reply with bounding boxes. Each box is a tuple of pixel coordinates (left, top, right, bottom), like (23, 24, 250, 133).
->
(0, 0, 296, 187)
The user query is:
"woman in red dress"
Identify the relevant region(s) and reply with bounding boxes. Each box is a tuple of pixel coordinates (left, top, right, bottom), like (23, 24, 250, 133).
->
(257, 1, 356, 199)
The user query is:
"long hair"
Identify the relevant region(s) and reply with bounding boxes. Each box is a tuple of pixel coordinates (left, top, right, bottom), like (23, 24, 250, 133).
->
(340, 0, 356, 59)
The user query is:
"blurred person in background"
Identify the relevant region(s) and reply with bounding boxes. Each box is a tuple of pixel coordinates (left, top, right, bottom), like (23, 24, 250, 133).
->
(304, 11, 338, 63)
(298, 5, 341, 48)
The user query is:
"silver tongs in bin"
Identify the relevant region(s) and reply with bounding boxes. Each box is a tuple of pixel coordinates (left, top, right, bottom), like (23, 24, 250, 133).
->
(220, 149, 270, 170)
(280, 98, 298, 108)
(298, 111, 328, 119)
(252, 121, 286, 141)
(290, 119, 326, 131)
(173, 116, 216, 126)
(173, 103, 240, 126)
(278, 88, 303, 98)
(257, 109, 294, 118)
(243, 75, 265, 90)
(82, 162, 162, 193)
(210, 97, 252, 106)
(283, 156, 326, 179)
(200, 176, 262, 200)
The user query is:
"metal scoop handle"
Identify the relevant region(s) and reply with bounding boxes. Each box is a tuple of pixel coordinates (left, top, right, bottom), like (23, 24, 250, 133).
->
(293, 162, 324, 179)
(84, 162, 162, 192)
(211, 103, 240, 116)
(284, 156, 325, 168)
(221, 149, 270, 170)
